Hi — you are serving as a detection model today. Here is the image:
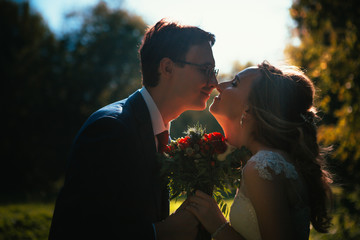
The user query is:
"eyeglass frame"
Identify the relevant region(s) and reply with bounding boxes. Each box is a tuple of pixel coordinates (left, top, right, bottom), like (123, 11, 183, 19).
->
(173, 60, 219, 80)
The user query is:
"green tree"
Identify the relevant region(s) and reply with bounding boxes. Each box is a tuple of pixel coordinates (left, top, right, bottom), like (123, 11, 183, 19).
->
(61, 2, 146, 116)
(286, 0, 360, 238)
(1, 0, 147, 199)
(1, 0, 64, 199)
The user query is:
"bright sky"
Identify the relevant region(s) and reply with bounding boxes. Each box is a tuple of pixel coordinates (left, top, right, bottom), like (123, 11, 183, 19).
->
(30, 0, 295, 74)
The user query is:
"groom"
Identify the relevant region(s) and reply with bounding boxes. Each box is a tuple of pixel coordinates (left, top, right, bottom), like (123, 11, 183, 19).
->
(49, 19, 218, 239)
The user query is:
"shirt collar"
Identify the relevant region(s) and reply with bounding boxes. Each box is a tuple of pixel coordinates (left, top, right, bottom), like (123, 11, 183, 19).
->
(139, 87, 169, 136)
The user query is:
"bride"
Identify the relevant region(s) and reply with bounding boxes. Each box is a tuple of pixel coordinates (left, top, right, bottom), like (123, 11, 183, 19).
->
(186, 61, 333, 240)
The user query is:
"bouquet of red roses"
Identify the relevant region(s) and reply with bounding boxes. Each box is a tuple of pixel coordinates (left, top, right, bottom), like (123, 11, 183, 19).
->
(159, 124, 245, 214)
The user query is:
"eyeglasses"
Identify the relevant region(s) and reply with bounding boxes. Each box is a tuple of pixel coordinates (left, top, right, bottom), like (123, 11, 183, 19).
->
(174, 60, 219, 79)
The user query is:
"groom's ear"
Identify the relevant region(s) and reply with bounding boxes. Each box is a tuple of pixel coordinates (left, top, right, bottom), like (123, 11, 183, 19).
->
(159, 57, 173, 79)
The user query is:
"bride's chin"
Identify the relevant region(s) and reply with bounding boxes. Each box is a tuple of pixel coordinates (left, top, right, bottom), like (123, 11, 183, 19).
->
(209, 100, 219, 113)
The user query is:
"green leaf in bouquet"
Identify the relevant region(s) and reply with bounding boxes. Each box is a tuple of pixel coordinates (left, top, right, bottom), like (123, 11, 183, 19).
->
(183, 122, 206, 138)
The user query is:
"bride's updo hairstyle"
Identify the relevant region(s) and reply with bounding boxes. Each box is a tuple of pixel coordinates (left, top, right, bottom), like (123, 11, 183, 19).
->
(248, 61, 333, 233)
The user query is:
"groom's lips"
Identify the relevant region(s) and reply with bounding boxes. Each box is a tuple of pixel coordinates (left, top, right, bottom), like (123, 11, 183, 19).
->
(201, 91, 211, 97)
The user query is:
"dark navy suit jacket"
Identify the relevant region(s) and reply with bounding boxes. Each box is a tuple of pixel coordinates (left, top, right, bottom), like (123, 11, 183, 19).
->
(49, 91, 169, 239)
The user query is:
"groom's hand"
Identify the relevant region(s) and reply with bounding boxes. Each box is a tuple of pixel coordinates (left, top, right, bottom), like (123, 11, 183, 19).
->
(155, 209, 199, 240)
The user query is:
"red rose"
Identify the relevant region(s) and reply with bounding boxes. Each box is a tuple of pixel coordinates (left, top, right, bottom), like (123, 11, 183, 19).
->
(178, 136, 191, 150)
(208, 132, 227, 154)
(203, 133, 211, 142)
(208, 132, 224, 141)
(164, 145, 175, 154)
(213, 141, 227, 154)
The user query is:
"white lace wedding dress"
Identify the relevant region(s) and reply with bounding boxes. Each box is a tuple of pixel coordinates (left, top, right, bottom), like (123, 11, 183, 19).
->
(229, 150, 311, 240)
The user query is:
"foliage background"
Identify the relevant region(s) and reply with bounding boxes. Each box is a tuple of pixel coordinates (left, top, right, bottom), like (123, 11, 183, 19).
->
(1, 0, 359, 239)
(286, 0, 360, 238)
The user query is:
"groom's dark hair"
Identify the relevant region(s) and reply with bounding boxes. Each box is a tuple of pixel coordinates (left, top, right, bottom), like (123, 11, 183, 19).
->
(139, 18, 215, 87)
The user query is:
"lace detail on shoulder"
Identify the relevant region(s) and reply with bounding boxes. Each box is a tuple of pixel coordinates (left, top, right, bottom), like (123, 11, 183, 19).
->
(248, 150, 298, 181)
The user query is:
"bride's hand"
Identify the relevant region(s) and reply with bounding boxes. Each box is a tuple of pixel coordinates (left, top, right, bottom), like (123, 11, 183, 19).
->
(175, 198, 190, 213)
(186, 190, 228, 234)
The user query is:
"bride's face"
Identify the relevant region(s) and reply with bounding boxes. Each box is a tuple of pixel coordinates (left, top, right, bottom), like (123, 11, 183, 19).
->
(210, 68, 259, 127)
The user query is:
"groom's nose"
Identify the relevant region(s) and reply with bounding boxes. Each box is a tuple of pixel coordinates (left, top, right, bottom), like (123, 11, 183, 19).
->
(216, 82, 226, 92)
(207, 75, 218, 89)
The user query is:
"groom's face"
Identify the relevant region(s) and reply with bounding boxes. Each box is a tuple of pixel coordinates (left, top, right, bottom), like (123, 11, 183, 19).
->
(172, 42, 218, 110)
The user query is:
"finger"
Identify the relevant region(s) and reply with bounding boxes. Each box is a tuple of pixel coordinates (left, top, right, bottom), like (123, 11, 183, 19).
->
(176, 200, 187, 213)
(185, 204, 200, 219)
(181, 208, 200, 225)
(195, 190, 212, 200)
(188, 196, 207, 206)
(182, 198, 192, 207)
(195, 191, 219, 207)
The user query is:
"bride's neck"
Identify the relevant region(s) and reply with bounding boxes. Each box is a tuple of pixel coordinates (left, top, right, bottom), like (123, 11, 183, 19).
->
(222, 121, 242, 147)
(222, 121, 266, 154)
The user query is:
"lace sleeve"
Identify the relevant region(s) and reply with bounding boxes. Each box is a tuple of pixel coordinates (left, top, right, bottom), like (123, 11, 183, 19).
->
(247, 151, 298, 181)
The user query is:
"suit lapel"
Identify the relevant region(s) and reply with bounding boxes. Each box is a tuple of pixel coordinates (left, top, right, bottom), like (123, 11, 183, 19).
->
(126, 91, 168, 220)
(127, 91, 156, 158)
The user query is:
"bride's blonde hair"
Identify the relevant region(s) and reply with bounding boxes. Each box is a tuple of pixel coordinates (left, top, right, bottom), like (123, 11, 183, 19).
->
(248, 61, 333, 233)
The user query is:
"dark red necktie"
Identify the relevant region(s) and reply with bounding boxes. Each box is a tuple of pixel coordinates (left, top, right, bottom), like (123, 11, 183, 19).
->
(156, 130, 169, 153)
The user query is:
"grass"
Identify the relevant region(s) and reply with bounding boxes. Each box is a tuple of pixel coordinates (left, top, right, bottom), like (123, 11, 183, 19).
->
(0, 203, 54, 240)
(170, 198, 234, 219)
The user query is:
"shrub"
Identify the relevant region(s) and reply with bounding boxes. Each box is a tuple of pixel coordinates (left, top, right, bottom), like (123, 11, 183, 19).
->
(0, 204, 53, 240)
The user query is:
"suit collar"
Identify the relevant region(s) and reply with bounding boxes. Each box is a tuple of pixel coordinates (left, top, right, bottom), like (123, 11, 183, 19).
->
(126, 90, 157, 152)
(139, 87, 169, 136)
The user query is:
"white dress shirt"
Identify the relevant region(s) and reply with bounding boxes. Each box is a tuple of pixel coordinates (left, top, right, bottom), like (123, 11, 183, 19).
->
(139, 87, 170, 150)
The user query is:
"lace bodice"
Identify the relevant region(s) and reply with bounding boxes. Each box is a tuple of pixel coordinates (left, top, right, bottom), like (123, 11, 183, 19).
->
(230, 150, 310, 240)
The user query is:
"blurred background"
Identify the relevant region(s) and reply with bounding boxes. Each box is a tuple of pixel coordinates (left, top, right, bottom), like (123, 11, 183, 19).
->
(0, 0, 359, 239)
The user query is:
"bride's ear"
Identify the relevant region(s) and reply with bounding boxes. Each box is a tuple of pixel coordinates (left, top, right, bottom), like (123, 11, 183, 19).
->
(240, 105, 251, 127)
(159, 57, 173, 79)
